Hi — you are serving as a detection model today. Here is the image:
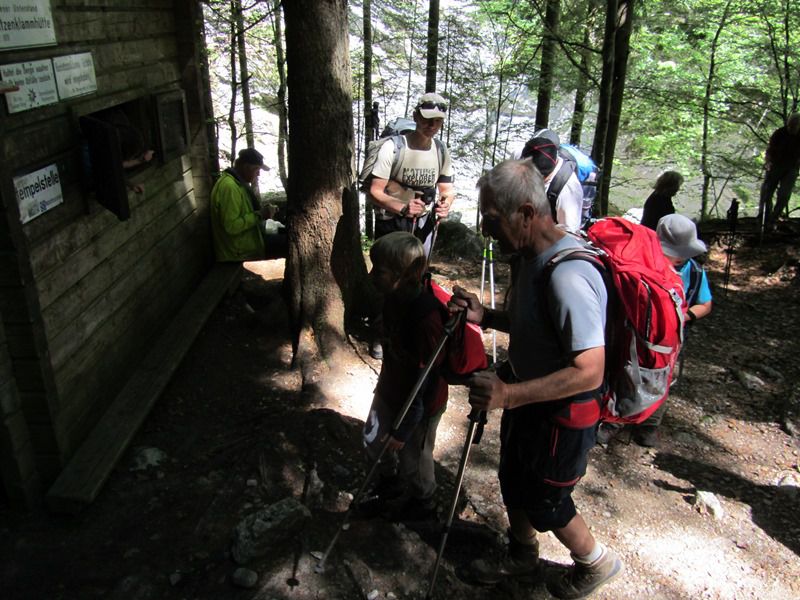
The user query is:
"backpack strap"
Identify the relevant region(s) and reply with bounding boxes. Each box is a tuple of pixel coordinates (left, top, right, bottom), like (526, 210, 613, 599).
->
(685, 259, 703, 307)
(388, 134, 407, 181)
(546, 161, 576, 221)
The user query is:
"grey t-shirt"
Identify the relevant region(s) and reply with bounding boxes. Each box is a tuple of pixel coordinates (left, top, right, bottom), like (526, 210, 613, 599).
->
(507, 235, 607, 382)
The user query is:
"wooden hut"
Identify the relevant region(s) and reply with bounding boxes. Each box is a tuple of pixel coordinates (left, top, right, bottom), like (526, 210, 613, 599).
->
(0, 1, 229, 510)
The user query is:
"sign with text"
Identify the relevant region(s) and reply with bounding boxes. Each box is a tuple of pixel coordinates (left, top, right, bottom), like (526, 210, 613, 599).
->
(14, 163, 63, 224)
(1, 58, 57, 113)
(54, 52, 96, 99)
(0, 1, 56, 50)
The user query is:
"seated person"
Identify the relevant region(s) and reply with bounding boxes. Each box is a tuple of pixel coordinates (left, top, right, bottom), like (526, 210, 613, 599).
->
(210, 148, 287, 262)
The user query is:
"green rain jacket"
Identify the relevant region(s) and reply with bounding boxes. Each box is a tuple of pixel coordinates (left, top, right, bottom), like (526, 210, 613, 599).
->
(210, 170, 265, 262)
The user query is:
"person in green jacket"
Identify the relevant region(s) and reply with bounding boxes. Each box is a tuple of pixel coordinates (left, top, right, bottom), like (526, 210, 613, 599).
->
(211, 148, 283, 262)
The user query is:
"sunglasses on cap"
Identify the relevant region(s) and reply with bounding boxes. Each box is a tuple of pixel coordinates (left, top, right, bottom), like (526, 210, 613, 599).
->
(417, 101, 448, 112)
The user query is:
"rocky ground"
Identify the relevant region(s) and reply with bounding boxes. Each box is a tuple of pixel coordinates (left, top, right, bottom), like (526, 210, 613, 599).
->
(1, 218, 799, 600)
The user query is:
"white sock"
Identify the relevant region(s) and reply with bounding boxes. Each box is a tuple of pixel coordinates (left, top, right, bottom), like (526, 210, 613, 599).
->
(574, 542, 604, 565)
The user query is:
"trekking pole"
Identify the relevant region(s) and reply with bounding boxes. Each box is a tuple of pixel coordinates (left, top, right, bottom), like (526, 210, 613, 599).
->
(480, 238, 488, 305)
(426, 198, 442, 267)
(315, 310, 467, 574)
(488, 241, 497, 363)
(425, 407, 488, 600)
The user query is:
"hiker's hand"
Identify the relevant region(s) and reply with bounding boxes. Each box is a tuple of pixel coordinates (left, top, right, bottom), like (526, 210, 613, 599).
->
(406, 197, 426, 217)
(449, 286, 484, 325)
(468, 370, 509, 411)
(381, 433, 405, 452)
(434, 198, 450, 220)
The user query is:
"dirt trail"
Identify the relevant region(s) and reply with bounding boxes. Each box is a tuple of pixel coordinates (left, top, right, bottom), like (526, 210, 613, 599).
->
(1, 226, 799, 600)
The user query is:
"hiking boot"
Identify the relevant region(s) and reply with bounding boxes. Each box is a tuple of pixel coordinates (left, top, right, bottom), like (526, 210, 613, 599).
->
(469, 531, 540, 584)
(633, 425, 659, 448)
(546, 547, 623, 599)
(595, 422, 623, 446)
(369, 339, 383, 360)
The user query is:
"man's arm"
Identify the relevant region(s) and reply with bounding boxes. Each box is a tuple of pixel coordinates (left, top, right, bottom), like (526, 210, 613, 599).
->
(216, 183, 260, 235)
(468, 346, 605, 411)
(369, 177, 426, 217)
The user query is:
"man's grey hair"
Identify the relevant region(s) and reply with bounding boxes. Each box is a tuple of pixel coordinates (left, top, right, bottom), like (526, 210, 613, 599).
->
(476, 159, 548, 218)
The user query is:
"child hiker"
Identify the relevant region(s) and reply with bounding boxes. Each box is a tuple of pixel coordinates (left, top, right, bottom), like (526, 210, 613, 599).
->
(598, 213, 712, 447)
(361, 231, 449, 521)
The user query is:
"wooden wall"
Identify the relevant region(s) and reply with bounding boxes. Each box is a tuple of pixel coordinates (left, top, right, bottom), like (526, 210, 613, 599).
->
(0, 0, 215, 495)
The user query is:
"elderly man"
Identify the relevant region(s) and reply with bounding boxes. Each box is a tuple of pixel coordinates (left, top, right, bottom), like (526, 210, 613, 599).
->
(451, 159, 622, 599)
(211, 148, 283, 262)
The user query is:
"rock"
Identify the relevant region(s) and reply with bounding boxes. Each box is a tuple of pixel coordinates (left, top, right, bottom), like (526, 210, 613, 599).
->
(231, 497, 311, 564)
(108, 574, 156, 600)
(129, 447, 167, 471)
(367, 590, 380, 600)
(231, 567, 258, 589)
(433, 220, 483, 260)
(693, 490, 724, 519)
(168, 571, 182, 586)
(733, 369, 766, 392)
(246, 479, 258, 487)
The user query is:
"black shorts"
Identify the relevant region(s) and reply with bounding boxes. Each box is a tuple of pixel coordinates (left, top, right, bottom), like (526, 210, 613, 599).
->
(498, 404, 597, 532)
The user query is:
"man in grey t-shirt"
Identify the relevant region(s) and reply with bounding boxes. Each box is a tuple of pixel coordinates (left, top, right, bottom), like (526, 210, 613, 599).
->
(451, 159, 622, 599)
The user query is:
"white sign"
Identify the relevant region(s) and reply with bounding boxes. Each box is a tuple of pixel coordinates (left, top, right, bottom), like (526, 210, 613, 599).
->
(14, 163, 63, 224)
(0, 1, 56, 50)
(54, 52, 96, 99)
(1, 58, 57, 113)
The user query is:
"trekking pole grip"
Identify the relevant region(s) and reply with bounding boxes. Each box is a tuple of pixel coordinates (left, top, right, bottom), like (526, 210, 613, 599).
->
(469, 408, 488, 444)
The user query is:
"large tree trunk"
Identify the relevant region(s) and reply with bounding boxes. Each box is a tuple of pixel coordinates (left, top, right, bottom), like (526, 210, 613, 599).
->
(425, 0, 440, 92)
(535, 0, 560, 130)
(271, 0, 289, 191)
(600, 0, 634, 216)
(363, 0, 375, 238)
(591, 0, 616, 216)
(283, 0, 371, 379)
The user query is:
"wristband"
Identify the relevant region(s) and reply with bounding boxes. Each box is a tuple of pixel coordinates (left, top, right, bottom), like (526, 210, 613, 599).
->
(399, 204, 409, 218)
(687, 309, 697, 322)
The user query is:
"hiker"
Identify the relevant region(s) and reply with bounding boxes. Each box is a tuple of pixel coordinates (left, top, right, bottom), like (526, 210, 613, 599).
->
(640, 171, 683, 230)
(598, 213, 711, 447)
(361, 232, 450, 522)
(365, 93, 454, 359)
(450, 159, 623, 599)
(760, 113, 800, 230)
(367, 92, 455, 255)
(520, 133, 584, 232)
(210, 148, 287, 262)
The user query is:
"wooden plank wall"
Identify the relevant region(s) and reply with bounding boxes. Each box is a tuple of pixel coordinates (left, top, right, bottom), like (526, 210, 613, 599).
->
(0, 0, 214, 486)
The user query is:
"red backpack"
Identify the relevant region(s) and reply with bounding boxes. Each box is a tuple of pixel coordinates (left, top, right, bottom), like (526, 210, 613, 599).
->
(547, 218, 686, 424)
(427, 279, 489, 375)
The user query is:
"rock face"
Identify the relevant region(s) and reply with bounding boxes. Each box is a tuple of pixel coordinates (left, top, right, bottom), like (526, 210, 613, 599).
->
(231, 497, 311, 564)
(434, 220, 483, 260)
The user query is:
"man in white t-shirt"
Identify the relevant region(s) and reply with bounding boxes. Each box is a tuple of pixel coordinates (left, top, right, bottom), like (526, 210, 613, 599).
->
(368, 93, 455, 255)
(521, 135, 584, 232)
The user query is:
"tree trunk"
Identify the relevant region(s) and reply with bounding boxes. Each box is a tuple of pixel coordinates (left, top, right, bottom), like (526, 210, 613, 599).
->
(283, 0, 371, 378)
(701, 1, 732, 220)
(363, 0, 375, 238)
(404, 0, 420, 117)
(425, 0, 440, 92)
(271, 0, 289, 191)
(234, 0, 254, 149)
(535, 0, 560, 130)
(228, 0, 239, 161)
(569, 2, 597, 145)
(600, 0, 634, 216)
(591, 0, 617, 216)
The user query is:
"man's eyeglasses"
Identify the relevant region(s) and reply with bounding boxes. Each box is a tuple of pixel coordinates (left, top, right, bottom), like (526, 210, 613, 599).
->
(417, 101, 448, 112)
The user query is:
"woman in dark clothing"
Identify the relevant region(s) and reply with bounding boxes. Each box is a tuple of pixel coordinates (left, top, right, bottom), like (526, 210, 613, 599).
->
(640, 170, 684, 230)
